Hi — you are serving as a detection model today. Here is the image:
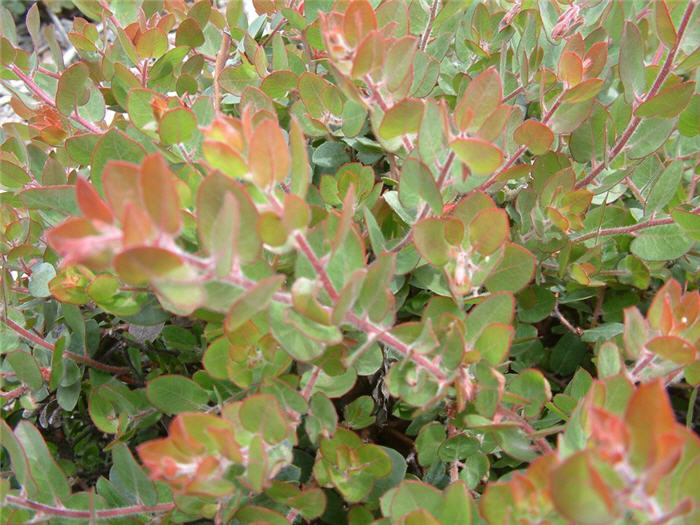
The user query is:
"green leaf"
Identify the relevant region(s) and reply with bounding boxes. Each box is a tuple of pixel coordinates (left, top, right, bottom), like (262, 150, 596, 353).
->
(28, 262, 56, 298)
(19, 185, 79, 216)
(513, 120, 554, 154)
(175, 17, 205, 48)
(158, 107, 197, 145)
(413, 218, 452, 266)
(438, 434, 480, 462)
(626, 117, 676, 159)
(56, 62, 90, 115)
(634, 81, 694, 119)
(671, 207, 700, 241)
(240, 394, 288, 444)
(91, 129, 146, 196)
(645, 160, 683, 215)
(110, 443, 157, 506)
(146, 375, 209, 414)
(450, 138, 503, 175)
(399, 158, 442, 215)
(484, 243, 536, 293)
(225, 275, 285, 336)
(378, 99, 424, 140)
(415, 422, 446, 467)
(6, 349, 43, 391)
(619, 22, 645, 102)
(630, 223, 694, 261)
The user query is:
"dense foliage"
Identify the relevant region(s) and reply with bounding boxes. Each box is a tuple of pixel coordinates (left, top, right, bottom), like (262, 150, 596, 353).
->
(1, 0, 699, 523)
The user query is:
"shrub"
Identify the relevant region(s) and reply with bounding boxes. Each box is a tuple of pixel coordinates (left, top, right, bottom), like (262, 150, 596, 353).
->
(1, 0, 699, 523)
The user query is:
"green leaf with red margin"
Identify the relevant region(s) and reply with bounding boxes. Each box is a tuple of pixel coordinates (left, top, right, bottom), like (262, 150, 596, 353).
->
(622, 306, 648, 359)
(469, 208, 509, 256)
(558, 51, 582, 87)
(454, 68, 502, 132)
(249, 119, 291, 188)
(450, 138, 503, 175)
(139, 154, 181, 236)
(624, 379, 678, 470)
(135, 27, 168, 59)
(352, 30, 384, 78)
(654, 0, 677, 48)
(378, 99, 423, 140)
(239, 394, 289, 444)
(197, 172, 261, 263)
(114, 247, 184, 285)
(75, 178, 113, 223)
(484, 243, 536, 293)
(634, 81, 695, 119)
(6, 350, 43, 391)
(158, 107, 197, 145)
(413, 218, 452, 266)
(383, 36, 417, 94)
(513, 120, 554, 155)
(91, 128, 146, 197)
(464, 292, 515, 345)
(174, 17, 204, 48)
(549, 100, 594, 134)
(671, 207, 700, 241)
(224, 275, 285, 336)
(475, 323, 514, 365)
(563, 78, 604, 103)
(398, 158, 442, 215)
(343, 0, 377, 47)
(56, 62, 90, 115)
(619, 22, 645, 102)
(550, 451, 616, 524)
(646, 335, 696, 364)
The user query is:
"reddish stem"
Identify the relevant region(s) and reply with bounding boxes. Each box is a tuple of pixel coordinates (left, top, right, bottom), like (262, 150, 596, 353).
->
(4, 495, 174, 519)
(7, 64, 102, 134)
(0, 317, 131, 375)
(575, 1, 695, 190)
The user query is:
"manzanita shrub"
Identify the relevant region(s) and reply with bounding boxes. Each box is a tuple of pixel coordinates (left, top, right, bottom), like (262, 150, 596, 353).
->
(0, 0, 699, 523)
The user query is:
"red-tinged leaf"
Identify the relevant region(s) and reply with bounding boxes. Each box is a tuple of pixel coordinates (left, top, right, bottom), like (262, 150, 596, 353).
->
(158, 107, 197, 145)
(135, 27, 168, 59)
(378, 98, 424, 140)
(484, 242, 536, 293)
(475, 323, 514, 365)
(450, 138, 503, 175)
(558, 51, 583, 87)
(454, 68, 502, 132)
(383, 36, 417, 94)
(646, 335, 696, 364)
(494, 164, 531, 182)
(624, 379, 678, 470)
(654, 0, 677, 48)
(563, 78, 604, 103)
(139, 154, 181, 236)
(549, 99, 594, 134)
(249, 119, 291, 188)
(102, 160, 141, 222)
(91, 128, 146, 197)
(76, 177, 113, 223)
(114, 246, 183, 285)
(647, 280, 682, 330)
(225, 275, 286, 336)
(351, 30, 384, 78)
(122, 202, 154, 246)
(55, 62, 90, 115)
(46, 217, 113, 268)
(513, 120, 554, 154)
(476, 104, 511, 142)
(343, 0, 377, 47)
(282, 193, 311, 232)
(583, 41, 608, 79)
(202, 140, 248, 179)
(289, 117, 310, 196)
(469, 208, 509, 256)
(175, 17, 204, 48)
(550, 451, 616, 524)
(619, 22, 645, 101)
(634, 81, 695, 119)
(450, 191, 496, 227)
(413, 218, 452, 267)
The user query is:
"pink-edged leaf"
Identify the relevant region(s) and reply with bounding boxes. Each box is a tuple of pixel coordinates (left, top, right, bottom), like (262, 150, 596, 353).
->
(563, 78, 604, 103)
(76, 177, 113, 223)
(202, 140, 248, 179)
(413, 218, 452, 267)
(139, 154, 181, 236)
(558, 51, 583, 87)
(646, 335, 696, 364)
(634, 81, 695, 119)
(484, 242, 536, 293)
(469, 208, 509, 255)
(450, 138, 503, 175)
(102, 160, 142, 222)
(114, 246, 184, 285)
(378, 98, 424, 140)
(343, 0, 377, 47)
(249, 119, 291, 187)
(225, 275, 286, 336)
(454, 68, 502, 131)
(513, 120, 554, 154)
(583, 42, 608, 79)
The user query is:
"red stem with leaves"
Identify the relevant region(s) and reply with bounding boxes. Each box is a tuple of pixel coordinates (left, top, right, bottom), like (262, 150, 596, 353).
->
(4, 495, 174, 519)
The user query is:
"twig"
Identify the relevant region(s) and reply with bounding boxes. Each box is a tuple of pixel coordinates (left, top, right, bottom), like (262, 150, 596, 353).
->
(418, 0, 440, 52)
(573, 207, 699, 243)
(301, 366, 321, 400)
(0, 317, 131, 375)
(4, 496, 174, 519)
(575, 1, 695, 190)
(497, 406, 553, 454)
(553, 296, 583, 336)
(214, 32, 232, 113)
(0, 385, 28, 400)
(687, 386, 698, 429)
